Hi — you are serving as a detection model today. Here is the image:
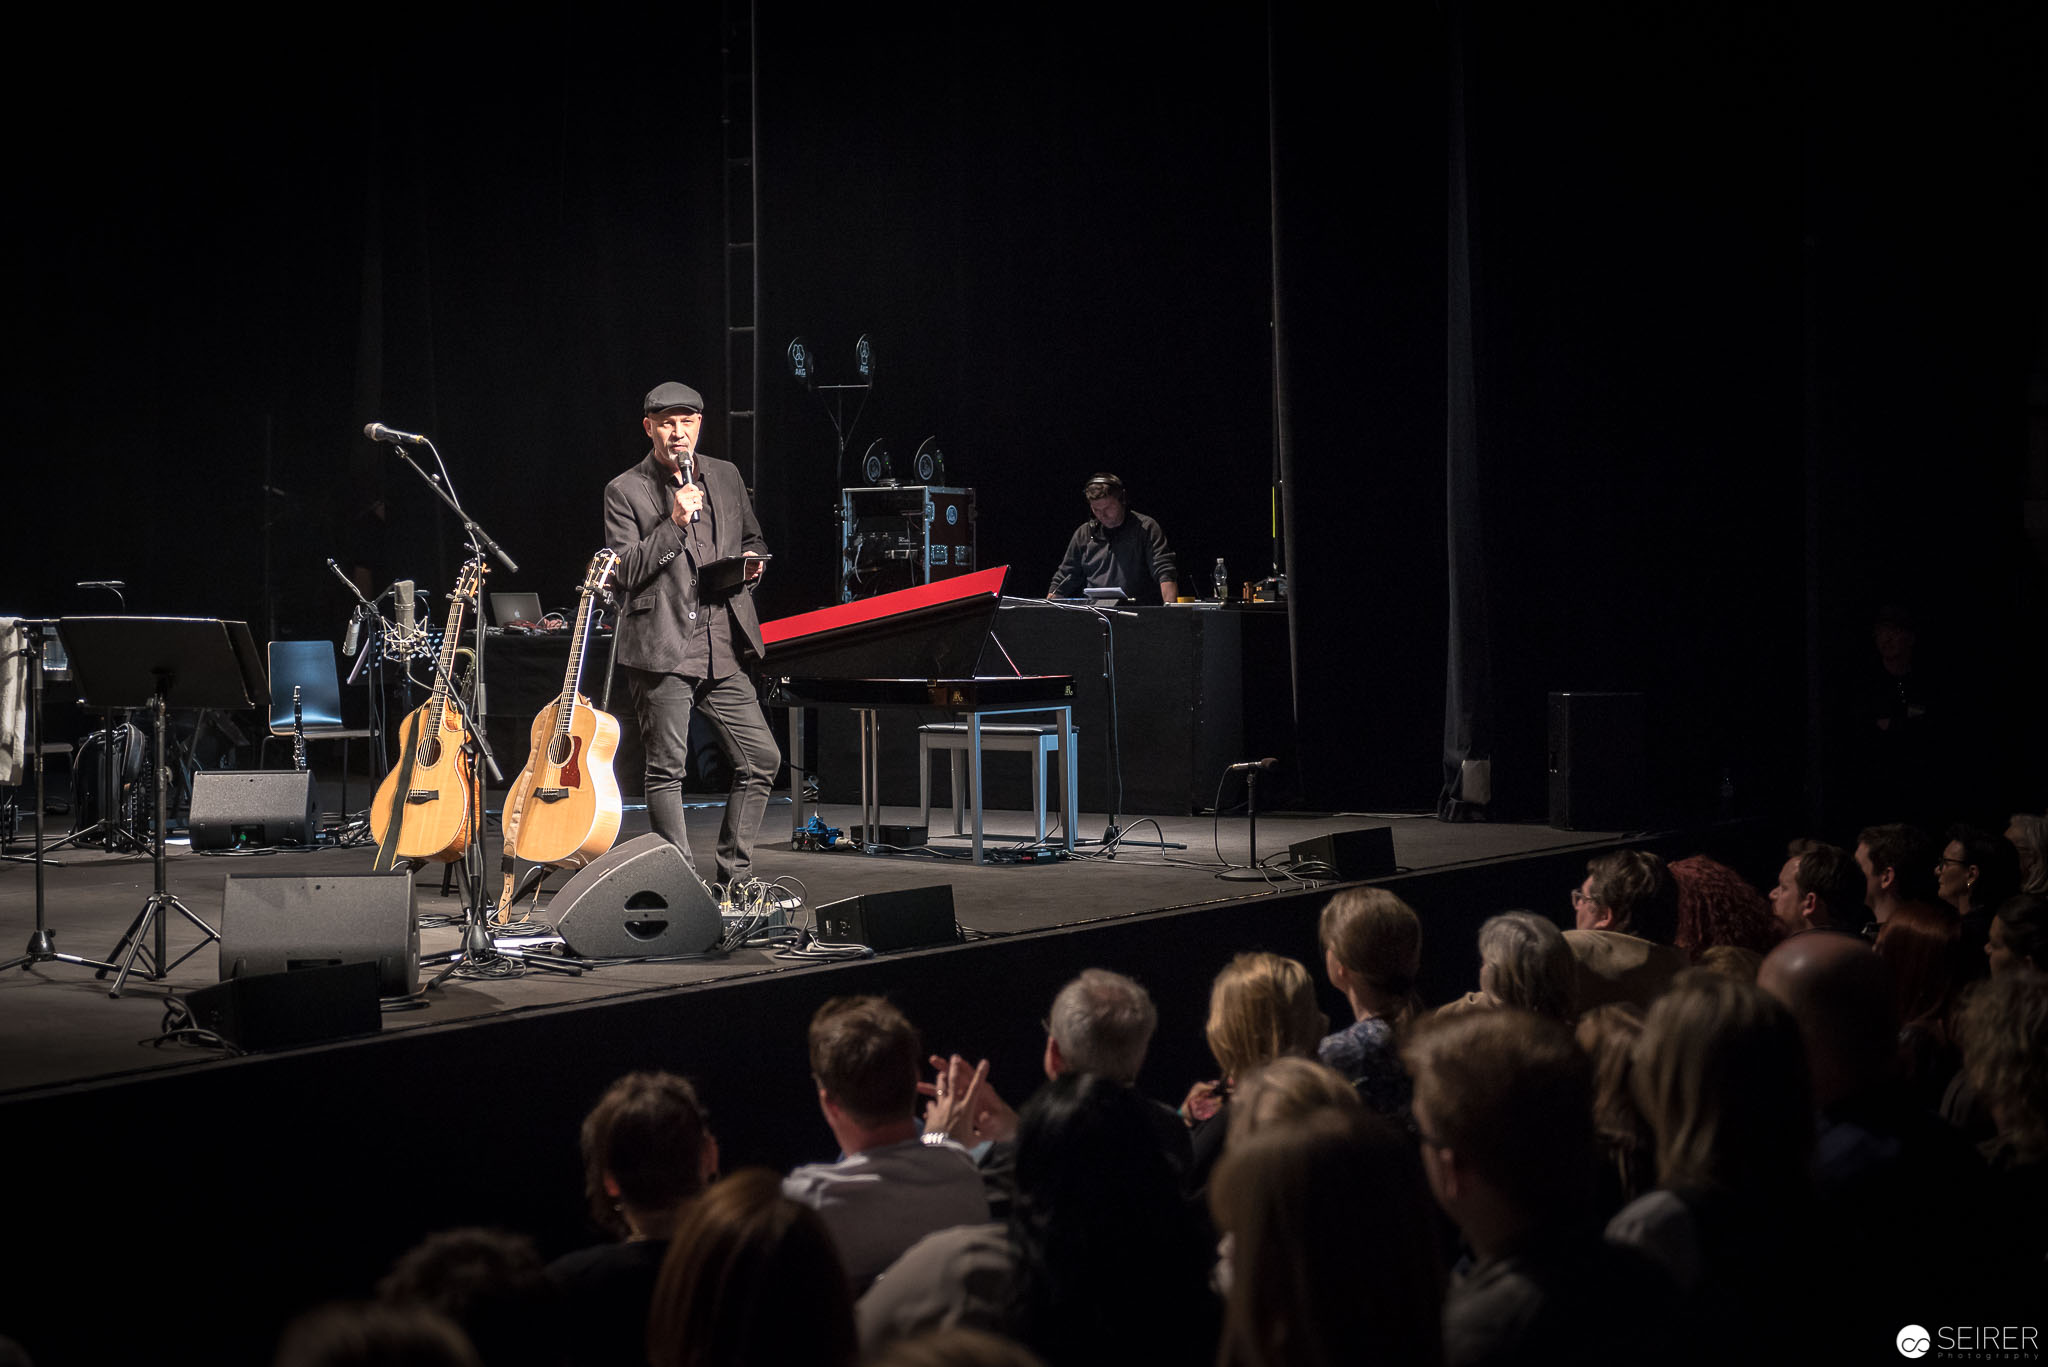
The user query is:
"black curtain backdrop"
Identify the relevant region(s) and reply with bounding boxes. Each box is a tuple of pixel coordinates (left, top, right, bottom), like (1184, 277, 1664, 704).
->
(7, 2, 2042, 824)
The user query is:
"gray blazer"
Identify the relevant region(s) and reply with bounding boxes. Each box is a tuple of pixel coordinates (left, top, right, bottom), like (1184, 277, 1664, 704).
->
(602, 450, 768, 673)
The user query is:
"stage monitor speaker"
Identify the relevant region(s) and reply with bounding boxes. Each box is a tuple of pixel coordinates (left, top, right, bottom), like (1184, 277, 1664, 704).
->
(182, 960, 382, 1053)
(1288, 827, 1396, 881)
(220, 871, 420, 996)
(814, 884, 958, 952)
(1547, 691, 1647, 831)
(550, 834, 723, 958)
(189, 770, 317, 850)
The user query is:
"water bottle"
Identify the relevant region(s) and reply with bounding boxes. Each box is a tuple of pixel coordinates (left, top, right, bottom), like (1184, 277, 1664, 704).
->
(1212, 558, 1228, 602)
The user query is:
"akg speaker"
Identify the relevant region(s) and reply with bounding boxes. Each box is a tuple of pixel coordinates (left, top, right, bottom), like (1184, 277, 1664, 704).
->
(1288, 827, 1397, 881)
(549, 834, 723, 958)
(183, 960, 382, 1053)
(220, 871, 419, 996)
(1547, 691, 1648, 831)
(814, 884, 958, 952)
(189, 770, 317, 850)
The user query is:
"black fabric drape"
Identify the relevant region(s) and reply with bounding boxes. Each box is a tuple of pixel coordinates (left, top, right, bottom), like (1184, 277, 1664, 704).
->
(1437, 1, 1493, 823)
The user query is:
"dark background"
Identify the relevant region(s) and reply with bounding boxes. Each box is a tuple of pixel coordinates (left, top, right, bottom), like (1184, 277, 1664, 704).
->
(8, 0, 2044, 833)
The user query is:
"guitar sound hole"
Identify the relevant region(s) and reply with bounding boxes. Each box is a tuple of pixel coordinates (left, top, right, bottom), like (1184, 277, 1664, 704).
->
(418, 736, 442, 767)
(547, 736, 573, 766)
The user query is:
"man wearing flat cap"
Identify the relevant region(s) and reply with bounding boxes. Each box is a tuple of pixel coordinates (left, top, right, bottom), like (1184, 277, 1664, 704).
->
(603, 381, 778, 887)
(1046, 472, 1178, 603)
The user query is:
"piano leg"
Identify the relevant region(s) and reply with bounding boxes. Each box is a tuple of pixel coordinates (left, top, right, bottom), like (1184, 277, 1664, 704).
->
(969, 713, 985, 865)
(786, 707, 810, 843)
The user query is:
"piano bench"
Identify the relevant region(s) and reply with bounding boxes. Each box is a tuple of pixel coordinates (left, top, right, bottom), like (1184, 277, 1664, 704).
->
(918, 721, 1079, 847)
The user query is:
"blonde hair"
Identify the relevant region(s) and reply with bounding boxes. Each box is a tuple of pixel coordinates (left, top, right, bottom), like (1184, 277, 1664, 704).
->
(1630, 971, 1811, 1194)
(1226, 1056, 1364, 1148)
(1205, 953, 1327, 1081)
(1960, 969, 2048, 1159)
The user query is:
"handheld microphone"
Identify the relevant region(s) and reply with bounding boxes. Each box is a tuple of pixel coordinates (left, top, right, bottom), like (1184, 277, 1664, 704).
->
(363, 422, 428, 445)
(1226, 757, 1278, 774)
(396, 581, 416, 638)
(682, 451, 701, 523)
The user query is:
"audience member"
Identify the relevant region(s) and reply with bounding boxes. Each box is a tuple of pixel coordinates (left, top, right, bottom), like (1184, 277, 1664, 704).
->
(1575, 1003, 1653, 1210)
(1758, 933, 1991, 1325)
(859, 1074, 1217, 1365)
(378, 1229, 561, 1367)
(1314, 888, 1421, 1121)
(1209, 1108, 1444, 1367)
(1957, 969, 2048, 1284)
(1566, 851, 1688, 1009)
(1767, 840, 1870, 937)
(1987, 894, 2048, 977)
(1692, 944, 1763, 981)
(1853, 822, 1940, 931)
(1605, 973, 1814, 1357)
(866, 1328, 1047, 1367)
(547, 1072, 717, 1367)
(1225, 1056, 1364, 1146)
(785, 996, 989, 1289)
(2006, 812, 2048, 897)
(1458, 912, 1578, 1025)
(275, 1303, 481, 1367)
(1939, 823, 2025, 970)
(648, 1167, 857, 1367)
(1669, 854, 1780, 960)
(1871, 900, 1964, 1108)
(1403, 1010, 1683, 1367)
(1183, 952, 1326, 1192)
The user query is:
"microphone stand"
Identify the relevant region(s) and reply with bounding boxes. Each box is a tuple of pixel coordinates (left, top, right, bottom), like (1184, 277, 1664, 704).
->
(1217, 762, 1279, 881)
(376, 435, 578, 982)
(1001, 597, 1185, 857)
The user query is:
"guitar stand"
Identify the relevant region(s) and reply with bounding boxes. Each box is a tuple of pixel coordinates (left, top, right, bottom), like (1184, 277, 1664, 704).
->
(418, 683, 583, 987)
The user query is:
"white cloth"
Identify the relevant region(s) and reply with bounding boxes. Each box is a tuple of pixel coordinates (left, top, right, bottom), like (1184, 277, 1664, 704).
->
(0, 619, 27, 787)
(783, 1138, 990, 1290)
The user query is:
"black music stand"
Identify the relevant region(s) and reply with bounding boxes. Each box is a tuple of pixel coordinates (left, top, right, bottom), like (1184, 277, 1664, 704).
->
(1, 620, 123, 978)
(62, 618, 263, 997)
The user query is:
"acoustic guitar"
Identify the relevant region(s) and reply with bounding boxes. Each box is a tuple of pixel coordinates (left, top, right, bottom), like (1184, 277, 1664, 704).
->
(370, 560, 486, 867)
(496, 549, 623, 919)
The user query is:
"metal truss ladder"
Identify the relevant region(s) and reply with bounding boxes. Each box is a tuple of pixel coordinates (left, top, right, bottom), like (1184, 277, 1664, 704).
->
(721, 0, 760, 489)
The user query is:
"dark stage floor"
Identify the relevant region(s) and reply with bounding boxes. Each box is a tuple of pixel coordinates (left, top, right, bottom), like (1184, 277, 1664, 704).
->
(0, 785, 1626, 1098)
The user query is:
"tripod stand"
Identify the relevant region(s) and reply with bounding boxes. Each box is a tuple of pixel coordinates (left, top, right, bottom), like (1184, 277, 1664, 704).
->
(56, 617, 265, 996)
(1, 620, 122, 978)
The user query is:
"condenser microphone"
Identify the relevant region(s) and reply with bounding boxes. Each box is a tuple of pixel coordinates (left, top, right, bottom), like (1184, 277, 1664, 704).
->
(342, 610, 364, 659)
(396, 580, 416, 638)
(1226, 757, 1278, 774)
(363, 422, 428, 445)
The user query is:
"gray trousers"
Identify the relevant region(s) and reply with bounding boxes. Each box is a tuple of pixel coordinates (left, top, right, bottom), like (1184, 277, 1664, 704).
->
(624, 666, 780, 887)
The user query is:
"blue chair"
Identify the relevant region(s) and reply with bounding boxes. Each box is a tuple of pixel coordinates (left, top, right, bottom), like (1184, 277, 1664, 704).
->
(260, 640, 379, 812)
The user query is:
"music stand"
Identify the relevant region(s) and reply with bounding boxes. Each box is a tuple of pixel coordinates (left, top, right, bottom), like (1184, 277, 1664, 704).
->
(61, 618, 262, 997)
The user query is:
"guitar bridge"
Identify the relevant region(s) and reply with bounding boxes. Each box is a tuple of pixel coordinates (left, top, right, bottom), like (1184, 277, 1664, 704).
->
(535, 788, 569, 803)
(405, 790, 439, 804)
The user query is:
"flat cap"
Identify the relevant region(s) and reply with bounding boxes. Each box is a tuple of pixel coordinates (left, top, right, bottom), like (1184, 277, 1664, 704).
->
(643, 381, 704, 415)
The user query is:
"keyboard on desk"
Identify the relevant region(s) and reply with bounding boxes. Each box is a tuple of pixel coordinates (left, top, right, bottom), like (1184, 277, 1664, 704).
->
(771, 675, 1075, 710)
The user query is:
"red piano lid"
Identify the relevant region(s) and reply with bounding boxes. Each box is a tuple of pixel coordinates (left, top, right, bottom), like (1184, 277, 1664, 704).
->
(761, 565, 1010, 646)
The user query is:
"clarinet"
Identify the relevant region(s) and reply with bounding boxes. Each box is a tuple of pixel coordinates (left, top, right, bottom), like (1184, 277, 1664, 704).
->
(292, 685, 307, 772)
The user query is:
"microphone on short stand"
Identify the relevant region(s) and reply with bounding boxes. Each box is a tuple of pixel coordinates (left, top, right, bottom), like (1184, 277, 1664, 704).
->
(1226, 757, 1278, 774)
(363, 422, 429, 445)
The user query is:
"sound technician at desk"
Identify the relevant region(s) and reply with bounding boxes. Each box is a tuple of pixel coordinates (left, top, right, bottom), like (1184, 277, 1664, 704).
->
(1045, 472, 1179, 603)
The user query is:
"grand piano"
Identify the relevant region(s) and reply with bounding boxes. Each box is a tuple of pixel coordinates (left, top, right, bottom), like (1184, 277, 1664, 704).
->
(759, 566, 1076, 863)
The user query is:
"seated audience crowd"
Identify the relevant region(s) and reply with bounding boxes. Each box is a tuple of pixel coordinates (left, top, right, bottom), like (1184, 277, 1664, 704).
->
(265, 810, 2048, 1367)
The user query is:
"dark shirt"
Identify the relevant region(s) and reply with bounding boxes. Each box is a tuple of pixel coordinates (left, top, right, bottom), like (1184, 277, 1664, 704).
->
(1047, 511, 1177, 598)
(1446, 1225, 1691, 1367)
(1317, 1016, 1414, 1126)
(546, 1238, 668, 1367)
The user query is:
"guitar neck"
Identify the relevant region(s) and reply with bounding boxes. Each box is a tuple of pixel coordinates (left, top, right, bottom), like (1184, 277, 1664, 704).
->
(426, 593, 469, 735)
(554, 591, 598, 738)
